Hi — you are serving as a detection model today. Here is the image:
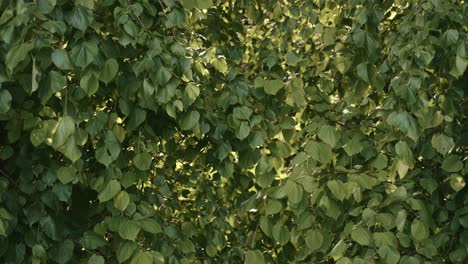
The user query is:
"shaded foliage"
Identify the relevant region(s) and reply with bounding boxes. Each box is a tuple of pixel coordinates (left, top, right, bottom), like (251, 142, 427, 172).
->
(0, 0, 467, 263)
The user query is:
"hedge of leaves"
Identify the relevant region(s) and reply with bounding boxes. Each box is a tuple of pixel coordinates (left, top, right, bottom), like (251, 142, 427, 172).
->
(0, 0, 467, 263)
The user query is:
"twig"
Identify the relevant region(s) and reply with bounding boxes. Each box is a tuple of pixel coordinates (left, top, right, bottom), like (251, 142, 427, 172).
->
(0, 168, 20, 190)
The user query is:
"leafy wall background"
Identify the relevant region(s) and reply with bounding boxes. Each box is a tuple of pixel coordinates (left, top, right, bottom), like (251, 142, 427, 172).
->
(0, 0, 467, 263)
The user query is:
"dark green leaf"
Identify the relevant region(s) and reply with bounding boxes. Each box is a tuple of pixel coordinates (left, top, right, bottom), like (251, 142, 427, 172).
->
(441, 155, 463, 172)
(411, 220, 429, 241)
(98, 180, 121, 203)
(70, 41, 98, 68)
(179, 111, 200, 130)
(52, 116, 75, 149)
(99, 58, 119, 84)
(117, 241, 137, 263)
(130, 251, 153, 264)
(88, 255, 104, 264)
(133, 152, 152, 170)
(5, 43, 33, 72)
(245, 250, 265, 264)
(264, 80, 284, 95)
(80, 72, 99, 96)
(0, 89, 12, 113)
(305, 141, 333, 164)
(51, 49, 73, 70)
(351, 227, 372, 246)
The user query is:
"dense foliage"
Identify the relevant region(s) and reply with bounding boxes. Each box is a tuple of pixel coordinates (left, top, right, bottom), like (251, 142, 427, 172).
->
(0, 0, 467, 263)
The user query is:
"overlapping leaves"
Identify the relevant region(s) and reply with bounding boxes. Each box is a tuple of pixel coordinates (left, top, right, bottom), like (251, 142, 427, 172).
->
(0, 0, 466, 263)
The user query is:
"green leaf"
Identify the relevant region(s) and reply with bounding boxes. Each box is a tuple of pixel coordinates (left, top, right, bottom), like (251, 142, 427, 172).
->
(378, 245, 400, 264)
(396, 209, 407, 232)
(236, 121, 251, 140)
(245, 250, 265, 264)
(449, 248, 468, 262)
(343, 135, 363, 156)
(212, 57, 228, 75)
(98, 180, 121, 203)
(70, 41, 98, 68)
(139, 218, 162, 234)
(40, 71, 67, 104)
(356, 63, 369, 82)
(329, 239, 347, 260)
(143, 78, 156, 96)
(156, 66, 172, 85)
(57, 166, 76, 184)
(450, 56, 467, 78)
(95, 130, 121, 167)
(351, 227, 372, 245)
(181, 0, 197, 9)
(179, 111, 200, 130)
(88, 255, 104, 264)
(80, 231, 107, 249)
(58, 136, 82, 163)
(99, 58, 119, 84)
(264, 79, 284, 95)
(373, 153, 388, 170)
(166, 9, 186, 28)
(233, 106, 253, 120)
(119, 219, 141, 241)
(335, 55, 351, 73)
(305, 230, 324, 251)
(395, 141, 413, 166)
(0, 220, 6, 236)
(41, 20, 67, 35)
(284, 180, 303, 204)
(265, 199, 282, 215)
(272, 224, 290, 246)
(127, 108, 147, 131)
(179, 239, 195, 254)
(117, 241, 137, 263)
(80, 72, 99, 96)
(32, 245, 46, 258)
(411, 220, 429, 241)
(216, 142, 232, 161)
(327, 180, 347, 201)
(195, 0, 214, 9)
(431, 134, 454, 156)
(130, 251, 153, 264)
(31, 57, 39, 93)
(36, 0, 57, 14)
(305, 141, 333, 164)
(5, 42, 33, 72)
(75, 0, 95, 9)
(318, 125, 338, 147)
(114, 191, 130, 211)
(386, 111, 420, 142)
(40, 216, 57, 239)
(51, 239, 74, 264)
(67, 6, 93, 31)
(133, 152, 152, 171)
(449, 174, 465, 192)
(182, 83, 200, 106)
(51, 49, 73, 70)
(0, 89, 12, 113)
(441, 155, 463, 172)
(269, 141, 293, 158)
(395, 159, 410, 179)
(52, 116, 76, 149)
(286, 82, 307, 107)
(416, 108, 443, 129)
(445, 29, 459, 44)
(285, 51, 300, 66)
